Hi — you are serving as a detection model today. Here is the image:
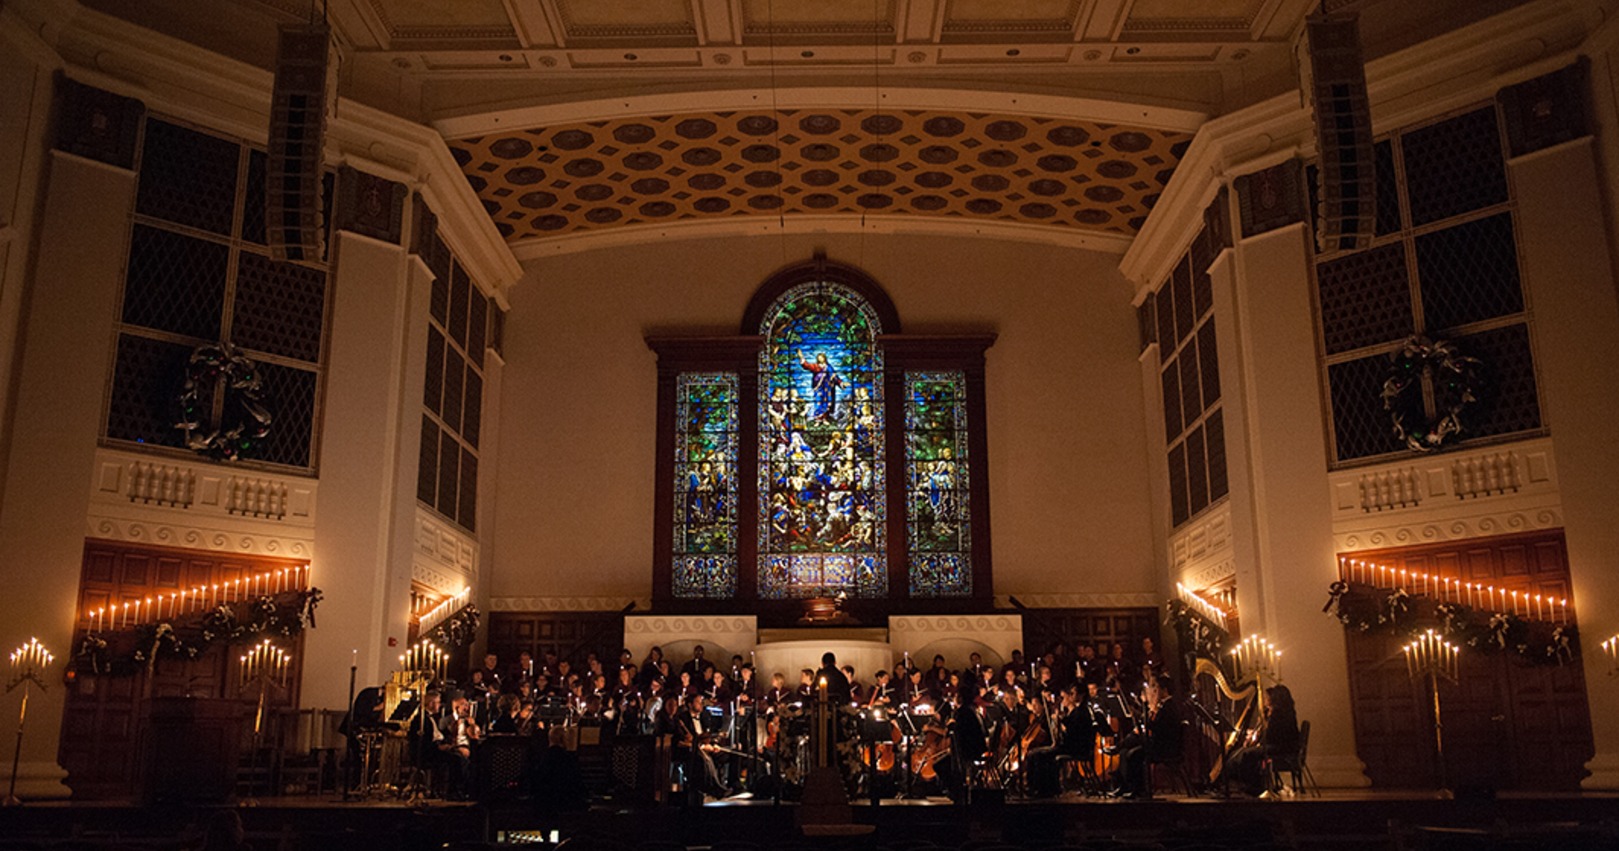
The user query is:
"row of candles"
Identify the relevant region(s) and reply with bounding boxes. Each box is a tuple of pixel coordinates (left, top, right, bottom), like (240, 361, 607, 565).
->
(399, 640, 449, 682)
(239, 638, 291, 687)
(8, 638, 53, 673)
(1176, 582, 1230, 631)
(416, 587, 471, 634)
(81, 565, 312, 633)
(1403, 628, 1461, 682)
(1338, 558, 1569, 625)
(1229, 633, 1282, 682)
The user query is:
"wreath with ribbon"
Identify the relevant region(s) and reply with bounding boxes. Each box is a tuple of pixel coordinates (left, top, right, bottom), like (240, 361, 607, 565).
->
(1381, 336, 1482, 453)
(175, 342, 273, 461)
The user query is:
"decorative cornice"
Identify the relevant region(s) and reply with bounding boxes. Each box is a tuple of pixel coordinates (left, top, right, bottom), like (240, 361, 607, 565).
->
(511, 211, 1137, 260)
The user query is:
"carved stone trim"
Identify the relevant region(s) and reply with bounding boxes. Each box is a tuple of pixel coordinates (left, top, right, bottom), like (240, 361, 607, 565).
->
(92, 447, 316, 527)
(1337, 507, 1563, 552)
(625, 615, 757, 635)
(86, 516, 312, 558)
(888, 615, 1022, 633)
(413, 506, 477, 595)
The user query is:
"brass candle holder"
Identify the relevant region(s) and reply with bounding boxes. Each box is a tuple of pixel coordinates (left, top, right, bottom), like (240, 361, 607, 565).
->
(1403, 629, 1460, 798)
(5, 638, 54, 807)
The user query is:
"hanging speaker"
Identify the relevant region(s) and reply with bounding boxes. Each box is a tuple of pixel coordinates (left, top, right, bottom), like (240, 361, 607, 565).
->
(1303, 12, 1375, 254)
(267, 22, 332, 262)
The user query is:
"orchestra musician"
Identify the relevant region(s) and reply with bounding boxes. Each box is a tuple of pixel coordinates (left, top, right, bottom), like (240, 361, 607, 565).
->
(443, 691, 482, 800)
(673, 692, 732, 800)
(1025, 683, 1095, 798)
(1228, 683, 1301, 796)
(867, 669, 895, 707)
(1119, 674, 1183, 799)
(950, 681, 988, 796)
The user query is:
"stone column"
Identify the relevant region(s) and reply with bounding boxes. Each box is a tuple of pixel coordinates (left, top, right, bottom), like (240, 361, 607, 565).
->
(1218, 192, 1368, 787)
(302, 229, 425, 712)
(0, 149, 135, 796)
(1508, 136, 1619, 789)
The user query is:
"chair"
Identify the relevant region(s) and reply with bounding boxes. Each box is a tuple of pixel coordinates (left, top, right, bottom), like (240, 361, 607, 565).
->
(1288, 720, 1319, 797)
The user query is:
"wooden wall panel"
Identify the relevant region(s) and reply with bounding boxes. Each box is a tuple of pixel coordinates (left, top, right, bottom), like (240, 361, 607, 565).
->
(487, 611, 626, 674)
(1342, 530, 1592, 790)
(63, 540, 309, 800)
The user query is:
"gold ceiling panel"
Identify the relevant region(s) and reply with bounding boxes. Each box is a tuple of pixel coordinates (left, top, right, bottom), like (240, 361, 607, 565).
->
(740, 0, 896, 34)
(556, 0, 696, 39)
(371, 0, 515, 39)
(449, 109, 1192, 243)
(942, 0, 1084, 34)
(1124, 0, 1263, 31)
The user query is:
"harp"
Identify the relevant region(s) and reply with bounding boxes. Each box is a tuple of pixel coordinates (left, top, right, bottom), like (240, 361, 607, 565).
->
(1188, 657, 1264, 785)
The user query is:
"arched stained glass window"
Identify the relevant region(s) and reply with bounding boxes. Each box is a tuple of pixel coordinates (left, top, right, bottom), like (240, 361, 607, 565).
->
(672, 372, 738, 597)
(757, 282, 886, 598)
(906, 372, 972, 597)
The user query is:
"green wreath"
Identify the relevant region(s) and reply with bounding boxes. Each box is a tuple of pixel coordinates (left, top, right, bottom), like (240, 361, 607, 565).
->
(175, 342, 273, 461)
(1381, 336, 1482, 453)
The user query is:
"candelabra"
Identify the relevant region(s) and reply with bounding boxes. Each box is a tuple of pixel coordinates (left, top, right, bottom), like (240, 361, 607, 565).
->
(1601, 633, 1619, 677)
(1403, 629, 1459, 798)
(396, 640, 447, 684)
(1228, 633, 1282, 684)
(238, 639, 291, 805)
(5, 638, 53, 807)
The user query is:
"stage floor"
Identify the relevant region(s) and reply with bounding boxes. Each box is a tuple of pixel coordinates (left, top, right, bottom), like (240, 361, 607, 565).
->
(1, 790, 1615, 850)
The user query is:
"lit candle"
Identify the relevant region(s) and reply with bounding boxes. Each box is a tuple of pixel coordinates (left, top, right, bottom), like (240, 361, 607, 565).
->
(1561, 599, 1569, 626)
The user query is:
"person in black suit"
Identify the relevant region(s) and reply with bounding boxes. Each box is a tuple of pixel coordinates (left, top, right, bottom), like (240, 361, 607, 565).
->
(816, 652, 852, 704)
(1026, 684, 1095, 797)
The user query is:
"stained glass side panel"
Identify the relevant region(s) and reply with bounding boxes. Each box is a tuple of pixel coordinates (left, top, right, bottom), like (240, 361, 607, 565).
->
(906, 372, 971, 597)
(757, 282, 887, 599)
(673, 372, 739, 598)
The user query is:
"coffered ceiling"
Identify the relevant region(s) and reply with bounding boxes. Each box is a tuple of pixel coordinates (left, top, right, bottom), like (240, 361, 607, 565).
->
(449, 107, 1192, 247)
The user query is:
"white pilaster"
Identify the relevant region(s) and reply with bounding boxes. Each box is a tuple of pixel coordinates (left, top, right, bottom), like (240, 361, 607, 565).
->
(0, 150, 133, 798)
(1508, 136, 1619, 789)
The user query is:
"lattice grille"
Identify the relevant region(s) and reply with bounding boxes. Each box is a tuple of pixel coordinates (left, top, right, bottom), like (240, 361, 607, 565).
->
(136, 119, 240, 236)
(468, 293, 488, 370)
(437, 431, 460, 518)
(463, 369, 483, 449)
(1329, 353, 1405, 461)
(1185, 425, 1208, 516)
(442, 351, 465, 433)
(1205, 408, 1229, 502)
(457, 448, 478, 532)
(1155, 283, 1175, 356)
(1455, 323, 1542, 439)
(450, 266, 472, 348)
(418, 416, 439, 505)
(429, 240, 452, 322)
(1171, 257, 1194, 344)
(1416, 212, 1523, 333)
(424, 328, 445, 415)
(242, 150, 267, 245)
(1178, 345, 1201, 424)
(123, 224, 228, 340)
(1160, 365, 1181, 444)
(1197, 322, 1221, 407)
(106, 333, 192, 448)
(1374, 140, 1402, 236)
(255, 361, 317, 468)
(1168, 441, 1189, 526)
(1401, 107, 1507, 227)
(232, 251, 327, 363)
(1316, 241, 1412, 355)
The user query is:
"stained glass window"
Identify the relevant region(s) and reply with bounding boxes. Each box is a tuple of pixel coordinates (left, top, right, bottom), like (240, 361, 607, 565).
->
(673, 372, 739, 598)
(906, 372, 972, 597)
(757, 282, 886, 598)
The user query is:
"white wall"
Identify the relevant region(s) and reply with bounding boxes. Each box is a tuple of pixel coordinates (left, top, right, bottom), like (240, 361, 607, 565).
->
(490, 232, 1159, 607)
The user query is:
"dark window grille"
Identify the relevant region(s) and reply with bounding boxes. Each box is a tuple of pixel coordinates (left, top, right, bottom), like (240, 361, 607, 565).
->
(107, 115, 330, 473)
(1314, 102, 1540, 464)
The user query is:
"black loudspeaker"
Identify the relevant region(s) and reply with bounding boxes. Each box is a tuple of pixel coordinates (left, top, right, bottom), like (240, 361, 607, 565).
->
(1305, 13, 1375, 254)
(267, 23, 331, 262)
